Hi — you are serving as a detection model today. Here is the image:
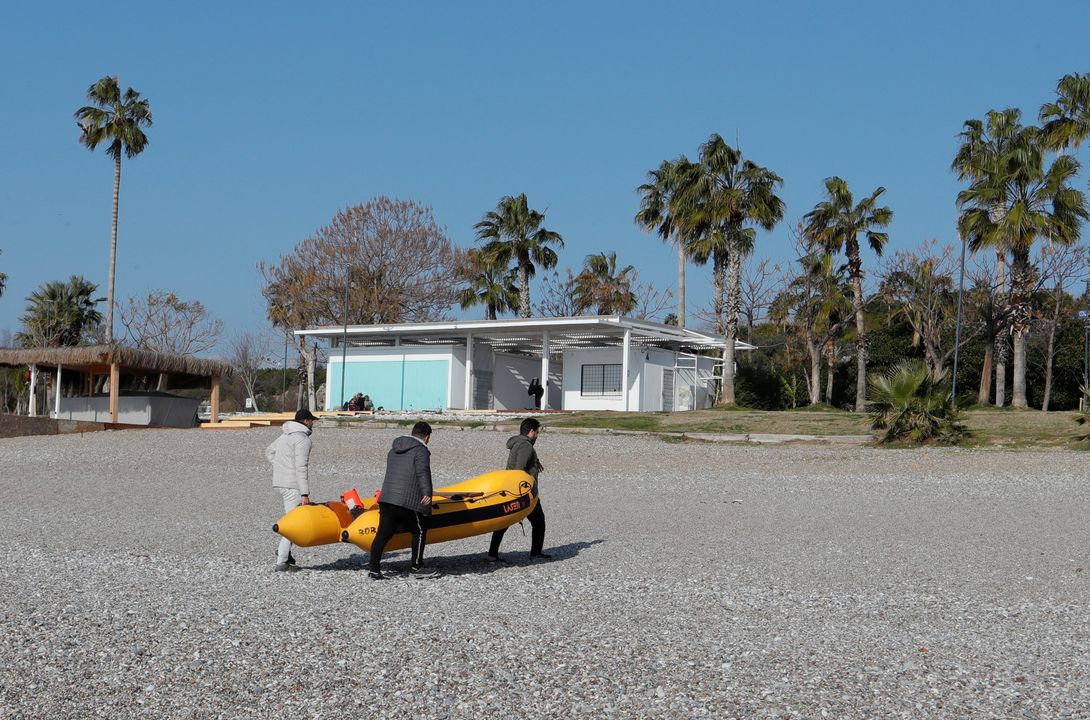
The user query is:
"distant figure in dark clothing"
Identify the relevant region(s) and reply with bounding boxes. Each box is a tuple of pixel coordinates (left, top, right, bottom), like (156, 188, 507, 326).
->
(527, 378, 544, 409)
(361, 394, 374, 411)
(488, 417, 549, 562)
(369, 422, 437, 580)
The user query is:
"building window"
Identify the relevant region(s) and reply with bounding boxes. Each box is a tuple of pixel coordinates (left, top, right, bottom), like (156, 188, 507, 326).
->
(581, 364, 623, 396)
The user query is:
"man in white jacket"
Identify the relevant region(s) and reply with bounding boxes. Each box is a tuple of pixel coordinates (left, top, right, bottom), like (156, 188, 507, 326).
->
(266, 409, 317, 572)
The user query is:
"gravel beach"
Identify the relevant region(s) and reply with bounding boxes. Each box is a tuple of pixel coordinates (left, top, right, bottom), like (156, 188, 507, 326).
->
(1, 426, 1088, 718)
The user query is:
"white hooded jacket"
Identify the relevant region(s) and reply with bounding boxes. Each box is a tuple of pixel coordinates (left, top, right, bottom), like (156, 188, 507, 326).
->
(265, 420, 313, 495)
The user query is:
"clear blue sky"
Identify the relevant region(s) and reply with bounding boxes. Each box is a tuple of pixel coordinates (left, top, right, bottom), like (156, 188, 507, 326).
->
(2, 1, 1089, 354)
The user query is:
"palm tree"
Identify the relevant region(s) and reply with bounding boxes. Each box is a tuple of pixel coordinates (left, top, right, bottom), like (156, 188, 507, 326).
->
(457, 249, 519, 320)
(0, 249, 6, 300)
(17, 276, 103, 347)
(1040, 72, 1090, 164)
(776, 247, 851, 405)
(803, 177, 893, 413)
(956, 125, 1088, 408)
(75, 76, 152, 344)
(869, 360, 963, 444)
(636, 158, 691, 328)
(474, 194, 564, 317)
(675, 135, 785, 405)
(572, 251, 637, 315)
(951, 109, 1024, 407)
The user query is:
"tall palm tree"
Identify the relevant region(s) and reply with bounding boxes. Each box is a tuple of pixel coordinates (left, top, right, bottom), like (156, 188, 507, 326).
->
(1040, 72, 1090, 164)
(956, 127, 1088, 408)
(951, 109, 1024, 407)
(636, 157, 691, 328)
(457, 249, 519, 320)
(474, 194, 564, 318)
(803, 177, 893, 412)
(75, 76, 152, 344)
(17, 276, 103, 347)
(677, 134, 785, 405)
(0, 249, 6, 300)
(572, 251, 637, 315)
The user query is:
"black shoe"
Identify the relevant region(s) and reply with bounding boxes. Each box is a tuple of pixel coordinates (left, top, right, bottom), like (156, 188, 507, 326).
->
(529, 552, 553, 560)
(287, 553, 296, 566)
(485, 554, 507, 563)
(275, 563, 303, 572)
(409, 565, 440, 579)
(368, 570, 385, 580)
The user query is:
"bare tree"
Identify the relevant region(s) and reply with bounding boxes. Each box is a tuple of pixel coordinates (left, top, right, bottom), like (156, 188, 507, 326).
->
(228, 331, 270, 412)
(738, 258, 781, 344)
(259, 197, 462, 410)
(536, 269, 580, 317)
(631, 272, 674, 321)
(1036, 242, 1087, 410)
(118, 290, 224, 356)
(878, 239, 976, 374)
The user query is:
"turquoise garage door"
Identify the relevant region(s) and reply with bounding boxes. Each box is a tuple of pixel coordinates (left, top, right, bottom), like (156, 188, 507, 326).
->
(331, 357, 448, 411)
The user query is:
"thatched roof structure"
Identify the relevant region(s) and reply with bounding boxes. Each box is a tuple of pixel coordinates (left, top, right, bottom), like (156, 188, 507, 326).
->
(0, 344, 234, 380)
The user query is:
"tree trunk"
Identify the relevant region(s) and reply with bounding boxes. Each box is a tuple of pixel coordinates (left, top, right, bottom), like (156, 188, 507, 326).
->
(825, 341, 836, 405)
(1041, 284, 1063, 412)
(306, 349, 317, 411)
(677, 241, 686, 329)
(850, 267, 867, 413)
(712, 251, 725, 336)
(995, 249, 1007, 407)
(1010, 251, 1032, 409)
(721, 238, 741, 405)
(518, 263, 531, 318)
(977, 338, 993, 405)
(106, 153, 121, 343)
(806, 333, 821, 405)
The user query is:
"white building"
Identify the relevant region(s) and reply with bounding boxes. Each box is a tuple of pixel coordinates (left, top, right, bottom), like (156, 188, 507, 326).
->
(299, 316, 753, 413)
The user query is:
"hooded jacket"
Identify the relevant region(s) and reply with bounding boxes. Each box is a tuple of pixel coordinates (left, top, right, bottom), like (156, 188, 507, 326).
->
(505, 434, 541, 481)
(380, 436, 434, 514)
(265, 420, 313, 495)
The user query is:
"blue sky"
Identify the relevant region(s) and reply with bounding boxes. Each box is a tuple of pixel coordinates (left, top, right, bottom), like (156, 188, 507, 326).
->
(2, 1, 1089, 353)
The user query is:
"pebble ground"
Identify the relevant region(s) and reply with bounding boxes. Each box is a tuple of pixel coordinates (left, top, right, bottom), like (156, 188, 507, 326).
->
(1, 426, 1088, 718)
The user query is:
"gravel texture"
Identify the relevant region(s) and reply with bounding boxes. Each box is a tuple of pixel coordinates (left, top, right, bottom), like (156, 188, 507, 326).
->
(1, 426, 1088, 718)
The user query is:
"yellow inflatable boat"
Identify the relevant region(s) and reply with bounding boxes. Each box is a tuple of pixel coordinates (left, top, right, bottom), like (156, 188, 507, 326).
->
(273, 469, 537, 553)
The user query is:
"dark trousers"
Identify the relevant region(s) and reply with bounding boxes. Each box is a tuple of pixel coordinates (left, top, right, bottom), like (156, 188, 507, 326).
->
(489, 500, 545, 556)
(369, 502, 427, 570)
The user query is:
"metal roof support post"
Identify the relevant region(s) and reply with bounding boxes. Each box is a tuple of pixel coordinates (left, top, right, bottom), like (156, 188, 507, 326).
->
(465, 333, 474, 410)
(622, 328, 631, 412)
(28, 364, 37, 416)
(54, 364, 62, 419)
(540, 330, 550, 411)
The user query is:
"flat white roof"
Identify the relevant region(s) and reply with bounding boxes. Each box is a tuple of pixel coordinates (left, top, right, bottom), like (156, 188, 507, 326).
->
(297, 315, 755, 354)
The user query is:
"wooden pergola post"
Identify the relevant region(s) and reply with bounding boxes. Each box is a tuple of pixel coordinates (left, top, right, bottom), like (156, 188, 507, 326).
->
(109, 362, 120, 424)
(210, 375, 221, 424)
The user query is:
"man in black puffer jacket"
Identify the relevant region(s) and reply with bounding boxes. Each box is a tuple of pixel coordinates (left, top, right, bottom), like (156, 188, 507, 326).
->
(368, 422, 436, 580)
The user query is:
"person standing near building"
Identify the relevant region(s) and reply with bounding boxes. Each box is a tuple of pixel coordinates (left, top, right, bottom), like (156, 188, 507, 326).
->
(488, 417, 550, 562)
(368, 421, 437, 580)
(266, 409, 318, 572)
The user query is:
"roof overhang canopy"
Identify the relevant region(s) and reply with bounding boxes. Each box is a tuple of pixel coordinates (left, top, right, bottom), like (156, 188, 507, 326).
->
(297, 315, 755, 356)
(0, 344, 234, 386)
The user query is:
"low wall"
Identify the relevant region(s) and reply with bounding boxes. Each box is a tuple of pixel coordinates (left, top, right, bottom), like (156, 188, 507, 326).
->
(0, 415, 109, 439)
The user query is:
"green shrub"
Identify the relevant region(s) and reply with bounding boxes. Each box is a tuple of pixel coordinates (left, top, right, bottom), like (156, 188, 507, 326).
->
(869, 360, 964, 444)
